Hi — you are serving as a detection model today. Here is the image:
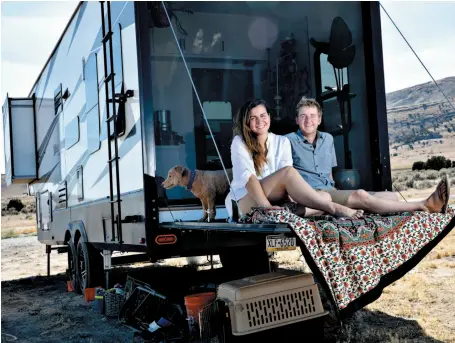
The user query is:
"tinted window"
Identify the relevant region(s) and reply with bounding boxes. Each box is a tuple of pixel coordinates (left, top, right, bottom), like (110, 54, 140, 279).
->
(65, 116, 80, 149)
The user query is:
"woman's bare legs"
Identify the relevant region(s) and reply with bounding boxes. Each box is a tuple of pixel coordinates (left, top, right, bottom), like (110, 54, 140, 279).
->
(239, 167, 363, 218)
(284, 192, 331, 216)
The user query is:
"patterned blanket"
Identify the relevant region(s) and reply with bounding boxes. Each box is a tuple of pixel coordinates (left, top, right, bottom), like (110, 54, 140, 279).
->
(241, 206, 455, 318)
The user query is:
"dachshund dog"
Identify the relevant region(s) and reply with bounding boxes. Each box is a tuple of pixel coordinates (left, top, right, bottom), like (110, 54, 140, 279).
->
(162, 165, 233, 222)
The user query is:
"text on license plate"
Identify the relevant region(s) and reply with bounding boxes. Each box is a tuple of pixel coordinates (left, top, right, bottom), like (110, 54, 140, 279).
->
(266, 235, 296, 252)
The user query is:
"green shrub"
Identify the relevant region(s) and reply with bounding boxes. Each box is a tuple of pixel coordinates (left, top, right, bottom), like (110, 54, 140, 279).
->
(26, 202, 36, 213)
(394, 182, 408, 191)
(405, 179, 414, 188)
(413, 172, 425, 181)
(7, 198, 24, 212)
(425, 170, 439, 180)
(397, 174, 411, 183)
(412, 161, 426, 171)
(414, 180, 433, 190)
(425, 156, 449, 171)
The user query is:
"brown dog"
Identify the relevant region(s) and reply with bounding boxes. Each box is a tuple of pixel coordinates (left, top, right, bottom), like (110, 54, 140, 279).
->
(162, 166, 233, 222)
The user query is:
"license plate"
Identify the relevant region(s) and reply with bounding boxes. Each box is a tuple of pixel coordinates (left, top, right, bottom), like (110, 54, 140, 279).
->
(266, 235, 296, 252)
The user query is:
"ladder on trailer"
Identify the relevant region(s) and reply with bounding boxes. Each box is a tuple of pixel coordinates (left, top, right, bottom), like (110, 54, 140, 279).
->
(100, 1, 122, 244)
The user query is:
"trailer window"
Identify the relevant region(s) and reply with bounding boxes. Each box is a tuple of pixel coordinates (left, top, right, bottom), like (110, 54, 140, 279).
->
(85, 53, 101, 154)
(65, 116, 80, 149)
(54, 84, 63, 115)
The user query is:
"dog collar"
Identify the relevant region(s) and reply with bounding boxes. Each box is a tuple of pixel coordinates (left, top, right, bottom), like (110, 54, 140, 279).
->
(187, 169, 196, 191)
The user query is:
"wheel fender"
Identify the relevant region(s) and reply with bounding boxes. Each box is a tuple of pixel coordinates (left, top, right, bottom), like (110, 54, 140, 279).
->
(68, 220, 88, 245)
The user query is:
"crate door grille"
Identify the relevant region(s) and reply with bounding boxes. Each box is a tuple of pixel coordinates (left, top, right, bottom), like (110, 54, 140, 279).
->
(245, 288, 317, 328)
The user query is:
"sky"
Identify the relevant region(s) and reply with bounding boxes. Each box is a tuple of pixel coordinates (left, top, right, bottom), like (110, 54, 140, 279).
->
(1, 1, 455, 175)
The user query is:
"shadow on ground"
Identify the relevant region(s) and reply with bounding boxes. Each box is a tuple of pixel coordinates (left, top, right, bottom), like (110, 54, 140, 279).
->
(1, 266, 446, 343)
(334, 309, 445, 343)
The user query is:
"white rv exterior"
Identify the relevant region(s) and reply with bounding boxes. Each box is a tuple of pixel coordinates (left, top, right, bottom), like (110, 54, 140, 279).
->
(3, 1, 390, 292)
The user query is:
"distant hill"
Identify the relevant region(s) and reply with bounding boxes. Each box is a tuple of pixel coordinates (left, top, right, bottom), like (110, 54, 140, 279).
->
(386, 76, 455, 109)
(386, 76, 455, 169)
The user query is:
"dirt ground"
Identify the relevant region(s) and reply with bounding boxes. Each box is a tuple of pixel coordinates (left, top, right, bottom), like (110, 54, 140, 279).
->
(2, 229, 455, 343)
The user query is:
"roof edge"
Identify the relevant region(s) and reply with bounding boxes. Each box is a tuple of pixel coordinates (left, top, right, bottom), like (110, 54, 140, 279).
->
(27, 1, 84, 98)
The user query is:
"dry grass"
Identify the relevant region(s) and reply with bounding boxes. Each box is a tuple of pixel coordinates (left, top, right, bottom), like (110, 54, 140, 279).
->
(1, 226, 37, 239)
(364, 229, 455, 342)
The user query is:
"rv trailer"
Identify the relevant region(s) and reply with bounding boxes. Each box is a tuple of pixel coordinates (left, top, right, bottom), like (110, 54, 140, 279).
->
(2, 1, 390, 293)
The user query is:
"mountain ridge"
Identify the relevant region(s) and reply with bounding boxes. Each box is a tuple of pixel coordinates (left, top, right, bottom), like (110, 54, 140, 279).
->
(386, 76, 455, 109)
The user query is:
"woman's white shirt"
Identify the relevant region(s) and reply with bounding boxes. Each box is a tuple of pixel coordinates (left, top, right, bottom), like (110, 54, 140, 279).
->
(225, 132, 293, 218)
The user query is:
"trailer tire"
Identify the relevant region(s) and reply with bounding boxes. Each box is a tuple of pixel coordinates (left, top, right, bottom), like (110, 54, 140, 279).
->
(76, 239, 103, 293)
(219, 245, 270, 278)
(67, 240, 80, 294)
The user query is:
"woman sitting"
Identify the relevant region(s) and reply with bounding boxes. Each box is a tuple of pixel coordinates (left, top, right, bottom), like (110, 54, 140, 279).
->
(225, 99, 364, 220)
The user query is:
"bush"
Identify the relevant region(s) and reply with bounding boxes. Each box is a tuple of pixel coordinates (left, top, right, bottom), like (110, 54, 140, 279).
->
(425, 156, 449, 171)
(413, 172, 425, 181)
(414, 180, 433, 190)
(26, 202, 36, 213)
(397, 174, 411, 183)
(405, 179, 414, 188)
(425, 170, 439, 180)
(438, 169, 451, 178)
(7, 198, 24, 212)
(394, 182, 408, 191)
(412, 161, 426, 171)
(8, 209, 18, 216)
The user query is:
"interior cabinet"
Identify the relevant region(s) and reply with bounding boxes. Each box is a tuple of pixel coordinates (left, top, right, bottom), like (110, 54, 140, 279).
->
(151, 12, 266, 61)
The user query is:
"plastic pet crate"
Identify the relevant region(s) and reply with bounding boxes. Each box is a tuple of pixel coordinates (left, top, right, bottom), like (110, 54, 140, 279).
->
(217, 270, 328, 336)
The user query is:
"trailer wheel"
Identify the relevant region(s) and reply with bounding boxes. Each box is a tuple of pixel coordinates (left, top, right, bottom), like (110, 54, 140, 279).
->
(67, 240, 80, 294)
(220, 246, 270, 278)
(76, 239, 103, 293)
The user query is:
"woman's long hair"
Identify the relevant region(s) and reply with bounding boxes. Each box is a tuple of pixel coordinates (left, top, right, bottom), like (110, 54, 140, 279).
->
(233, 99, 270, 175)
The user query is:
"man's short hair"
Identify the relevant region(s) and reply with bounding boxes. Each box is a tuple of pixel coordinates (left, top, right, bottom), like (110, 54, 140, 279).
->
(295, 97, 323, 117)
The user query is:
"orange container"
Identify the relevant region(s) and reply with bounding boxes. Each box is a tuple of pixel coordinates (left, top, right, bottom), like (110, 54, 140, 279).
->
(67, 281, 73, 293)
(84, 287, 96, 302)
(184, 292, 216, 335)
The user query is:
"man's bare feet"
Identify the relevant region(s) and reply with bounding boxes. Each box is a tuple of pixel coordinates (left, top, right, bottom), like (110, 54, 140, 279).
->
(424, 175, 450, 214)
(333, 204, 364, 219)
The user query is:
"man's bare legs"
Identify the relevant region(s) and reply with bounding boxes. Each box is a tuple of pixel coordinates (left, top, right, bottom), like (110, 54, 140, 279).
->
(346, 176, 449, 214)
(371, 191, 399, 201)
(239, 167, 363, 218)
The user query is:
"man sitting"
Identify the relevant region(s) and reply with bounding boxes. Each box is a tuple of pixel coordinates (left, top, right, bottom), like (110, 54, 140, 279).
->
(285, 97, 450, 214)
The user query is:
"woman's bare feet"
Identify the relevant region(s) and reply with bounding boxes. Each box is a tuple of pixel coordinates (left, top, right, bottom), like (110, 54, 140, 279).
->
(424, 175, 450, 213)
(333, 204, 364, 219)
